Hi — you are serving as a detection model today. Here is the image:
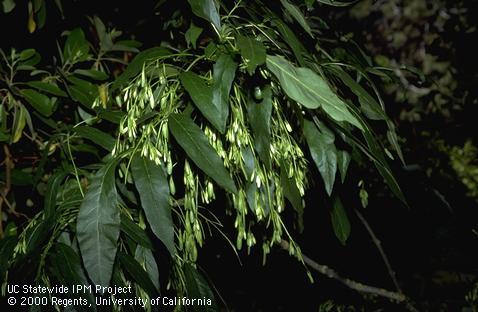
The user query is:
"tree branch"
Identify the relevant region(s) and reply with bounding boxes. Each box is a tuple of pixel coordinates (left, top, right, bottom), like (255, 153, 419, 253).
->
(279, 240, 419, 312)
(354, 208, 402, 294)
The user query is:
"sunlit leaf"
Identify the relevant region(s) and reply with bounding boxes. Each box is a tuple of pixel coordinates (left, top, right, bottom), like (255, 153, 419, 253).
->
(266, 55, 363, 130)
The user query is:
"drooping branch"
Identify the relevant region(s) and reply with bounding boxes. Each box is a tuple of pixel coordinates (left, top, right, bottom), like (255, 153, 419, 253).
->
(354, 208, 402, 293)
(279, 240, 419, 311)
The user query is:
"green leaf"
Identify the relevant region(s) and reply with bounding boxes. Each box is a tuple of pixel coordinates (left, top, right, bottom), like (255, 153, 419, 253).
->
(184, 263, 218, 312)
(247, 86, 272, 169)
(77, 160, 120, 287)
(280, 160, 302, 213)
(74, 126, 116, 152)
(74, 69, 109, 81)
(63, 28, 90, 64)
(329, 67, 386, 120)
(118, 251, 158, 297)
(279, 0, 313, 37)
(50, 243, 96, 311)
(331, 198, 351, 245)
(169, 113, 237, 194)
(120, 215, 153, 249)
(44, 171, 67, 220)
(11, 104, 27, 143)
(131, 154, 175, 256)
(135, 245, 160, 292)
(185, 22, 203, 49)
(266, 55, 362, 130)
(211, 53, 237, 132)
(187, 0, 221, 32)
(1, 0, 15, 13)
(318, 0, 359, 7)
(0, 236, 16, 279)
(67, 76, 99, 108)
(179, 72, 216, 128)
(19, 48, 36, 60)
(180, 54, 236, 133)
(21, 89, 56, 116)
(236, 35, 266, 75)
(26, 81, 67, 97)
(303, 119, 337, 196)
(337, 150, 351, 183)
(111, 47, 169, 91)
(271, 18, 307, 66)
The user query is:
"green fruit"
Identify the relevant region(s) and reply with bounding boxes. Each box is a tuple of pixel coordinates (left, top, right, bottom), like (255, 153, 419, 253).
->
(253, 86, 263, 100)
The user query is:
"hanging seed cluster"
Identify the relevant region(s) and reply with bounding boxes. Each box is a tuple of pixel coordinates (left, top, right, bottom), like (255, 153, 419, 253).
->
(115, 58, 308, 264)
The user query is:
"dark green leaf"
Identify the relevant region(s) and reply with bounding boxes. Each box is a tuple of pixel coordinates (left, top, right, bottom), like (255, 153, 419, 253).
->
(0, 236, 16, 279)
(169, 113, 237, 194)
(44, 171, 67, 220)
(74, 69, 109, 81)
(266, 55, 362, 130)
(50, 243, 96, 310)
(111, 47, 169, 91)
(131, 154, 176, 256)
(318, 0, 359, 7)
(77, 160, 120, 287)
(135, 245, 160, 292)
(21, 89, 56, 116)
(271, 18, 307, 66)
(63, 28, 90, 63)
(280, 160, 302, 213)
(185, 22, 203, 49)
(331, 198, 351, 245)
(120, 215, 153, 249)
(74, 126, 116, 152)
(211, 53, 237, 132)
(97, 110, 125, 124)
(179, 72, 216, 129)
(247, 86, 272, 169)
(26, 81, 67, 97)
(187, 0, 221, 32)
(303, 119, 337, 196)
(279, 0, 313, 37)
(184, 263, 217, 312)
(337, 150, 351, 183)
(236, 35, 266, 75)
(19, 49, 36, 60)
(329, 67, 386, 120)
(118, 251, 158, 297)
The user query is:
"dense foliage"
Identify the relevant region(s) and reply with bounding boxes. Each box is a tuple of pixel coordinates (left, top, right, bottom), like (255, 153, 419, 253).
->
(0, 0, 476, 311)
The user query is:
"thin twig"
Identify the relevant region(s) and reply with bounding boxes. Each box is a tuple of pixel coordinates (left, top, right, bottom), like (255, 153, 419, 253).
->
(0, 144, 12, 239)
(354, 208, 402, 293)
(279, 240, 419, 312)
